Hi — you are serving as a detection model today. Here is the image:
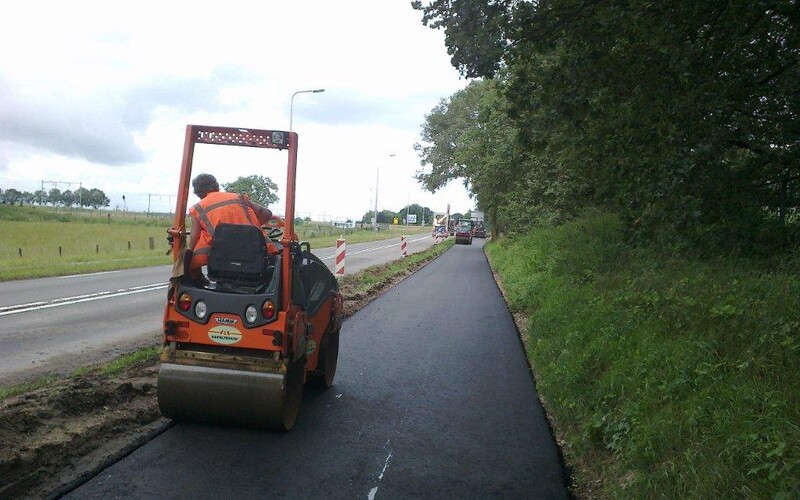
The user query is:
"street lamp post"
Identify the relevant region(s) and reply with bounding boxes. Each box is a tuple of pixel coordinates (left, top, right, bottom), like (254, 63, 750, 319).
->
(373, 168, 378, 230)
(373, 154, 396, 231)
(289, 88, 325, 131)
(405, 192, 410, 227)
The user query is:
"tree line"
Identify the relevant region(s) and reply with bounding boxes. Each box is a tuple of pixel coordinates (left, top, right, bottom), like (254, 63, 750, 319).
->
(0, 174, 275, 211)
(359, 203, 441, 225)
(412, 0, 799, 253)
(220, 175, 441, 227)
(0, 186, 111, 209)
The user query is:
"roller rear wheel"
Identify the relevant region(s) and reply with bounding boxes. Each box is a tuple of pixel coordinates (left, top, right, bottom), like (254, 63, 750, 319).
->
(310, 328, 340, 389)
(279, 359, 305, 430)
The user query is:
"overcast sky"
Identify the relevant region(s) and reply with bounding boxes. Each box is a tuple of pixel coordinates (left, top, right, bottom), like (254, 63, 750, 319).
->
(0, 0, 473, 221)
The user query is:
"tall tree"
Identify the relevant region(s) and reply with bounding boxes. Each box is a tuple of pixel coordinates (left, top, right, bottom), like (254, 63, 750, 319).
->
(75, 187, 91, 208)
(33, 189, 46, 205)
(222, 175, 279, 207)
(48, 188, 62, 206)
(411, 0, 512, 78)
(377, 210, 397, 224)
(87, 188, 110, 209)
(414, 0, 800, 250)
(3, 188, 22, 204)
(415, 79, 582, 236)
(61, 190, 75, 208)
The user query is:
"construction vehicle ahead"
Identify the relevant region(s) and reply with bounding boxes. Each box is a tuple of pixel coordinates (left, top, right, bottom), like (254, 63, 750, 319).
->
(158, 125, 343, 430)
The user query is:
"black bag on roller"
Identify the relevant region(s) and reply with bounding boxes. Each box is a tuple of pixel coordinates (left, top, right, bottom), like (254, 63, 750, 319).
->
(207, 223, 267, 283)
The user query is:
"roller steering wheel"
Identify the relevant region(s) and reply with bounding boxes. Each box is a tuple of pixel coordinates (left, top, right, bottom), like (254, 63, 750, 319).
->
(264, 216, 284, 240)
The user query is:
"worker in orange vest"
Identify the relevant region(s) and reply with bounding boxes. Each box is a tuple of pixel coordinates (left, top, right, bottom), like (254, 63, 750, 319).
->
(187, 173, 276, 279)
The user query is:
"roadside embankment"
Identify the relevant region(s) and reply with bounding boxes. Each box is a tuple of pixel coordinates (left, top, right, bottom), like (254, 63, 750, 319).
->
(485, 211, 799, 498)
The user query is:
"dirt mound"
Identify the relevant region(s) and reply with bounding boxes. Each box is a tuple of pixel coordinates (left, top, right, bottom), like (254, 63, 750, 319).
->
(0, 360, 164, 499)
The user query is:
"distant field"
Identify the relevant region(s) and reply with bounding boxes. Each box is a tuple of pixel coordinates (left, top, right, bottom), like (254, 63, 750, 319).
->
(0, 220, 172, 281)
(0, 205, 430, 281)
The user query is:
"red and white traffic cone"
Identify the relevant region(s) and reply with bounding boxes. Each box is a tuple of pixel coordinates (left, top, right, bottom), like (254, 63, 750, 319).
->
(335, 238, 346, 275)
(401, 235, 407, 257)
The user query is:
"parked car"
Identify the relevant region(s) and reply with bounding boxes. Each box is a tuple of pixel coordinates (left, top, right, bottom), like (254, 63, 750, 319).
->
(455, 221, 473, 245)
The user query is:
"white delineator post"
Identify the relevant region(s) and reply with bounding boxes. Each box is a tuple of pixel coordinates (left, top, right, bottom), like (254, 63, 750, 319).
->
(401, 235, 407, 257)
(335, 238, 346, 275)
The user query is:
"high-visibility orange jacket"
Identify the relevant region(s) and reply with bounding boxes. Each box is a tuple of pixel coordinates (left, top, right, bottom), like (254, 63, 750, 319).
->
(188, 192, 261, 270)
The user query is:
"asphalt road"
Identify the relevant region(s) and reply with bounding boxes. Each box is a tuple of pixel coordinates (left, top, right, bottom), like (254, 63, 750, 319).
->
(0, 232, 433, 385)
(65, 239, 568, 499)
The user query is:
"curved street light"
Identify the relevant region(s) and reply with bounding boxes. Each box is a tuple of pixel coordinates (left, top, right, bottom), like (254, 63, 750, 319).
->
(289, 88, 325, 131)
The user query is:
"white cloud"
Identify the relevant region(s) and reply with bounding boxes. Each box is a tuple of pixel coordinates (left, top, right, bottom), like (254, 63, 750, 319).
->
(0, 0, 475, 220)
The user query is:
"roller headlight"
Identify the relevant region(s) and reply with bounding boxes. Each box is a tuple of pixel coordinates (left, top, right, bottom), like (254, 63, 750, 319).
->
(194, 300, 207, 319)
(245, 305, 258, 324)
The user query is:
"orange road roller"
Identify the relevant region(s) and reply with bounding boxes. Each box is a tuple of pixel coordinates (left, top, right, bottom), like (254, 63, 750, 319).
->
(158, 125, 343, 430)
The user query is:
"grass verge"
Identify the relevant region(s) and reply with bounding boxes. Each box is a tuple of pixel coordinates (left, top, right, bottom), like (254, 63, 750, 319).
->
(71, 347, 162, 378)
(339, 238, 454, 298)
(485, 211, 799, 498)
(0, 376, 58, 401)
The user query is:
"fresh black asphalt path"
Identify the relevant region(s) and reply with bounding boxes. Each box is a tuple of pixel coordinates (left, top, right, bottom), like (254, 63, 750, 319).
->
(66, 240, 568, 499)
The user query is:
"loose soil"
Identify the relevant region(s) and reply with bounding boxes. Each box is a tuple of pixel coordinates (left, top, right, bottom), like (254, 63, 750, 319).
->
(0, 252, 445, 499)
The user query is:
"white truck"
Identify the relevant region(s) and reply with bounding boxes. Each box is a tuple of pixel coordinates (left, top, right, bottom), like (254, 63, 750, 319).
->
(470, 210, 486, 238)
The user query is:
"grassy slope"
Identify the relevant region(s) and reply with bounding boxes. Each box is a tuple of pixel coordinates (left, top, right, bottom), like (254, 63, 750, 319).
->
(485, 211, 799, 498)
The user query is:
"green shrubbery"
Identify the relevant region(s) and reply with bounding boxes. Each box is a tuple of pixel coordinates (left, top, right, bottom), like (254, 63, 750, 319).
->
(486, 211, 799, 498)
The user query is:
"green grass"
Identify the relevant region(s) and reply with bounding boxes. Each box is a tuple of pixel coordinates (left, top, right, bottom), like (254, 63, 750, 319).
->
(0, 375, 58, 401)
(485, 211, 800, 498)
(0, 205, 431, 281)
(1, 347, 162, 403)
(340, 238, 454, 296)
(0, 220, 173, 281)
(71, 346, 161, 378)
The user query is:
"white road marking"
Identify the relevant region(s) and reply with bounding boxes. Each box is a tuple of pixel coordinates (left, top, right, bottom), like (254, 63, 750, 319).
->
(57, 270, 122, 279)
(0, 283, 167, 316)
(378, 449, 393, 480)
(367, 440, 394, 500)
(0, 300, 47, 311)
